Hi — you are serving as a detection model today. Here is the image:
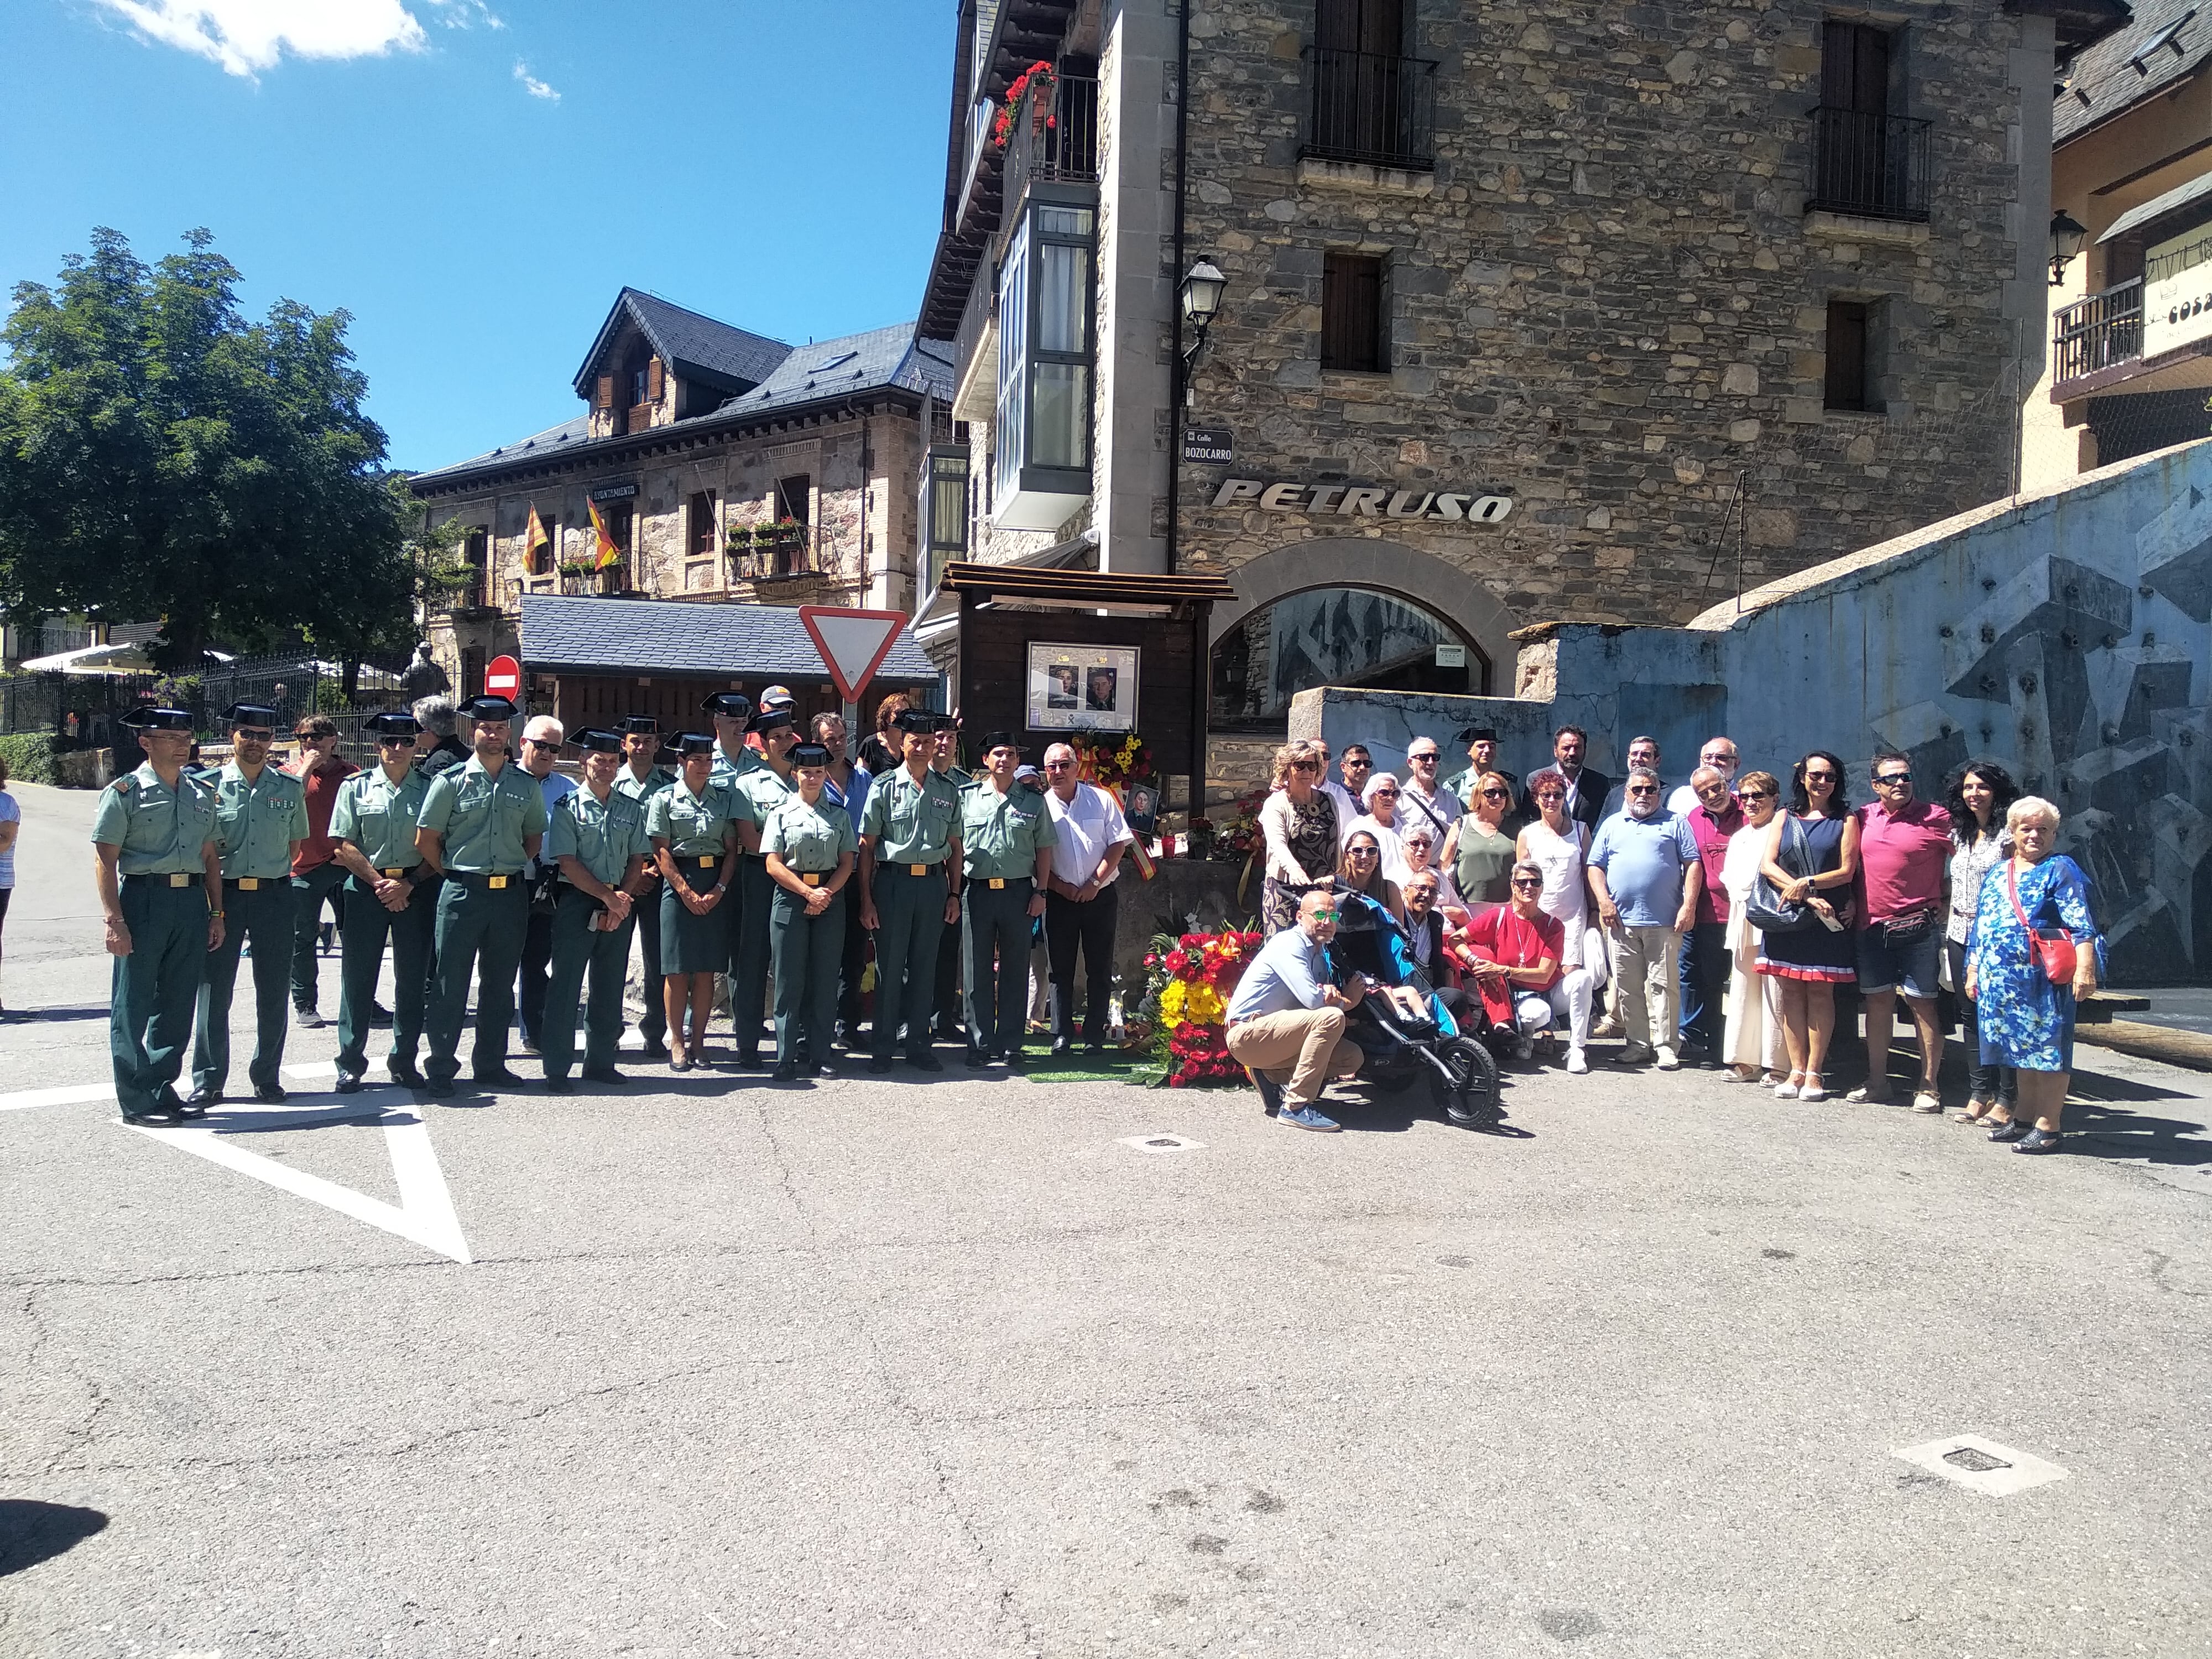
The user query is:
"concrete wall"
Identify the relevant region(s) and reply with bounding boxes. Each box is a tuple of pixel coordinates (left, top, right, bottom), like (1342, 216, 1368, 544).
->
(1297, 438, 2212, 984)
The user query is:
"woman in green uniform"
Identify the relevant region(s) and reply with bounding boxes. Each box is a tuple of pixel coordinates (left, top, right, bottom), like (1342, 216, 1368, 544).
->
(645, 733, 744, 1071)
(761, 740, 857, 1081)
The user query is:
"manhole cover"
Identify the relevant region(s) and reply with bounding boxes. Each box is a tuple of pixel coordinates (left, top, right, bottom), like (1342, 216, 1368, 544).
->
(1892, 1435, 2065, 1495)
(1119, 1133, 1205, 1154)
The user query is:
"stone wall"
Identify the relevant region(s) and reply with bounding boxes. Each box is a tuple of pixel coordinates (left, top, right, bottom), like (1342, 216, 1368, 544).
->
(1171, 0, 2044, 629)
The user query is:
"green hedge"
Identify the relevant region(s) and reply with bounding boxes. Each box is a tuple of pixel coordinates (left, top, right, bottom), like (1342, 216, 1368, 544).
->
(0, 732, 58, 785)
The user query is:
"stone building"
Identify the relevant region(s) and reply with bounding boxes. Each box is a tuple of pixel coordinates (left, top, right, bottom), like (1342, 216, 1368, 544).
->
(915, 0, 2126, 737)
(2026, 0, 2212, 488)
(409, 288, 953, 698)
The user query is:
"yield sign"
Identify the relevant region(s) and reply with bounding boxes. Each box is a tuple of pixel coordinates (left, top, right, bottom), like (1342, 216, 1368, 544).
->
(797, 607, 910, 705)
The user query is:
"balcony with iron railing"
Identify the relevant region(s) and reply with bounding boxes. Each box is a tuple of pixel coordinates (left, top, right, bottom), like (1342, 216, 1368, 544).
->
(2052, 278, 2145, 391)
(726, 520, 833, 583)
(1303, 47, 1438, 170)
(1002, 71, 1099, 221)
(1806, 107, 1931, 222)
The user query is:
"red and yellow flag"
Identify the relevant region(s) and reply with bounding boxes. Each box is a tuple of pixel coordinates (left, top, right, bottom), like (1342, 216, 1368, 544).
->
(587, 498, 622, 570)
(524, 504, 550, 572)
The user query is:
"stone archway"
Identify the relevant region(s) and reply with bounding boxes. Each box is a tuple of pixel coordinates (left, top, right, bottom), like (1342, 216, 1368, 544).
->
(1207, 538, 1520, 693)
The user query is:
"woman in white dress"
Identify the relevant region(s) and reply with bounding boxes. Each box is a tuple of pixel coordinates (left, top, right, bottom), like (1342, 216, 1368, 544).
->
(1399, 822, 1462, 910)
(1347, 772, 1413, 888)
(1513, 768, 1604, 992)
(1718, 770, 1788, 1084)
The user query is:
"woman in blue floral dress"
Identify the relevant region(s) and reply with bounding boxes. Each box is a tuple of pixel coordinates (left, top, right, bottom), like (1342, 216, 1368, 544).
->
(1964, 796, 2104, 1154)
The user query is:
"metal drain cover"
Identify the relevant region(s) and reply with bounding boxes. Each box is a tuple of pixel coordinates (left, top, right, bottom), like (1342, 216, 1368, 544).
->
(1892, 1435, 2067, 1496)
(1119, 1133, 1205, 1154)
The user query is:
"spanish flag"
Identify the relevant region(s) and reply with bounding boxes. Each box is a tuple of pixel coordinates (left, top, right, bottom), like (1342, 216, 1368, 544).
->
(524, 504, 550, 573)
(588, 498, 622, 570)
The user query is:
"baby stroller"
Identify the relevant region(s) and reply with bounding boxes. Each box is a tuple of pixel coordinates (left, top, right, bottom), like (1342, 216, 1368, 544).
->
(1327, 891, 1504, 1129)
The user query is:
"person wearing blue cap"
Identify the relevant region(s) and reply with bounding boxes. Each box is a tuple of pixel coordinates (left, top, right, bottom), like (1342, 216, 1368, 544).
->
(613, 715, 674, 1059)
(328, 712, 435, 1092)
(415, 694, 549, 1095)
(541, 729, 654, 1090)
(191, 705, 310, 1105)
(93, 707, 224, 1123)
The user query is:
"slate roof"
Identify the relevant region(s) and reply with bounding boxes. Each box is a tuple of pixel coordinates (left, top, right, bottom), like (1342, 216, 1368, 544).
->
(411, 415, 593, 481)
(2057, 0, 2204, 144)
(518, 593, 936, 683)
(571, 288, 791, 399)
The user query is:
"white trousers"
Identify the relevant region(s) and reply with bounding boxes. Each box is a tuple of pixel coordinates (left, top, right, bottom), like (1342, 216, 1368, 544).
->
(1723, 947, 1786, 1072)
(1513, 967, 1595, 1049)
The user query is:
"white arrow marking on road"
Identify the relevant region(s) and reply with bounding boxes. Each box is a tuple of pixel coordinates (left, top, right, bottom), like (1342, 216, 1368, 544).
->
(128, 1103, 473, 1265)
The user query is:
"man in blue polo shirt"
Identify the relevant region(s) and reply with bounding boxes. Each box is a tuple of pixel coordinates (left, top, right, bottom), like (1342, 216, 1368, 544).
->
(1587, 766, 1701, 1071)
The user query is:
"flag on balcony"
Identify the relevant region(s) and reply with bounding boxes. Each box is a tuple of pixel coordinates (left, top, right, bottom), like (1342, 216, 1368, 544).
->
(524, 505, 550, 574)
(587, 499, 622, 571)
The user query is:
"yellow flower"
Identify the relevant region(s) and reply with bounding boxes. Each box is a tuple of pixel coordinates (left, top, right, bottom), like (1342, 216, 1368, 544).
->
(1158, 979, 1187, 1029)
(1185, 983, 1225, 1025)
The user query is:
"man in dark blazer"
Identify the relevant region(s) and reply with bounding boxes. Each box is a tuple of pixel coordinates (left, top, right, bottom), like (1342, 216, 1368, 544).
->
(1527, 724, 1610, 833)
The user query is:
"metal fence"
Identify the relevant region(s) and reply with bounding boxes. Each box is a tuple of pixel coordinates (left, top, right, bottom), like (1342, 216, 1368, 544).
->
(1305, 48, 1438, 170)
(1, 651, 409, 747)
(1807, 107, 1932, 222)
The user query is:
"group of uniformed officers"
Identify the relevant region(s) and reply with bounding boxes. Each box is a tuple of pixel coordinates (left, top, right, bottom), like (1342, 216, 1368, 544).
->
(95, 688, 1092, 1124)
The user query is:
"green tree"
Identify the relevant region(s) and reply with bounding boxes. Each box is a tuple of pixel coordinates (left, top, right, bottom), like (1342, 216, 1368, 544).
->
(0, 226, 409, 670)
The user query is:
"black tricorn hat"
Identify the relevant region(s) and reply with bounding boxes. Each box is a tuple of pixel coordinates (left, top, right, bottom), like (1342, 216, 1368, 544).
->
(573, 728, 625, 754)
(977, 729, 1022, 753)
(789, 742, 831, 768)
(1455, 725, 1498, 744)
(617, 714, 659, 736)
(119, 706, 194, 732)
(220, 703, 279, 730)
(893, 708, 947, 735)
(749, 708, 796, 735)
(672, 732, 718, 756)
(701, 691, 754, 720)
(457, 694, 518, 722)
(365, 711, 422, 738)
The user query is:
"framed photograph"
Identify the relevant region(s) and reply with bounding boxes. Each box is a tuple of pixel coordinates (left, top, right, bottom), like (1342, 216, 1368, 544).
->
(1123, 781, 1160, 837)
(1026, 643, 1140, 733)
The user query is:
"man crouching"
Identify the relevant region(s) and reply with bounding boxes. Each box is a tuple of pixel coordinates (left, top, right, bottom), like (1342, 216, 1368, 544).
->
(1223, 885, 1368, 1131)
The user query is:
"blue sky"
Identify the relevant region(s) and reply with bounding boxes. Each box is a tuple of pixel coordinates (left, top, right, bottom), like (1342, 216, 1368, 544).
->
(0, 0, 952, 471)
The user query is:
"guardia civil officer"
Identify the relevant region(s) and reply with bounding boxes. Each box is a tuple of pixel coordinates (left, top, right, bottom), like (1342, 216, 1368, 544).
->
(191, 704, 309, 1105)
(614, 715, 674, 1058)
(415, 694, 548, 1096)
(93, 707, 223, 1124)
(646, 733, 744, 1071)
(541, 728, 653, 1092)
(729, 703, 803, 1068)
(705, 690, 762, 785)
(328, 712, 435, 1092)
(858, 709, 963, 1074)
(761, 740, 857, 1081)
(928, 717, 973, 1045)
(960, 732, 1056, 1070)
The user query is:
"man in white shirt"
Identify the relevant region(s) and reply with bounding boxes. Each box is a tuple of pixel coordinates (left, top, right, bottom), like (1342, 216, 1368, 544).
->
(515, 714, 579, 1054)
(1665, 737, 1740, 815)
(1040, 742, 1135, 1054)
(1398, 737, 1459, 849)
(1223, 886, 1369, 1131)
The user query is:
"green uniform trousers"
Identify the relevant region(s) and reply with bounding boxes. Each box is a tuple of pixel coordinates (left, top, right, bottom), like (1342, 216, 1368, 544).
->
(335, 873, 434, 1079)
(962, 878, 1034, 1057)
(870, 865, 950, 1062)
(111, 877, 208, 1117)
(769, 886, 844, 1064)
(426, 875, 528, 1084)
(729, 853, 774, 1060)
(541, 887, 636, 1079)
(632, 870, 665, 1046)
(193, 880, 296, 1095)
(289, 860, 345, 1011)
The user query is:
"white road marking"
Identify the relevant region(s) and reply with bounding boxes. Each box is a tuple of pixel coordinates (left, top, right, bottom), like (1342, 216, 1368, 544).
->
(1119, 1133, 1206, 1154)
(2, 1083, 123, 1112)
(1892, 1434, 2069, 1496)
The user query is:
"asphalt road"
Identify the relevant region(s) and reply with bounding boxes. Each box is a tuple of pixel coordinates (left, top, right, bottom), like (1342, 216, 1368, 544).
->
(4, 779, 2209, 1658)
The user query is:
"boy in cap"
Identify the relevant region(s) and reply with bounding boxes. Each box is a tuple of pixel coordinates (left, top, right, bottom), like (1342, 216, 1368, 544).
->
(541, 729, 654, 1090)
(858, 709, 964, 1072)
(93, 707, 224, 1123)
(329, 712, 435, 1092)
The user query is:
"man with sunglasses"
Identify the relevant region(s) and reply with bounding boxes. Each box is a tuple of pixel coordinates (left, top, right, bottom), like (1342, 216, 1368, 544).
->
(1324, 745, 1371, 846)
(514, 714, 578, 1057)
(1677, 765, 1746, 1064)
(1399, 737, 1461, 848)
(1586, 766, 1700, 1069)
(330, 712, 436, 1092)
(1851, 749, 1952, 1110)
(1223, 886, 1368, 1131)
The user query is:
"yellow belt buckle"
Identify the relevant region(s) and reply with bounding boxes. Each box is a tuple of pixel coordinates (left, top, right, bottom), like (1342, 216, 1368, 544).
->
(697, 854, 717, 869)
(488, 874, 509, 890)
(382, 868, 405, 879)
(909, 863, 928, 877)
(237, 877, 259, 891)
(988, 877, 1005, 890)
(802, 873, 822, 888)
(168, 873, 192, 888)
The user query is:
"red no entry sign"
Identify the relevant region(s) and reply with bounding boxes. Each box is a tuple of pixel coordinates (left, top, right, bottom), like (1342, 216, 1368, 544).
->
(484, 654, 521, 697)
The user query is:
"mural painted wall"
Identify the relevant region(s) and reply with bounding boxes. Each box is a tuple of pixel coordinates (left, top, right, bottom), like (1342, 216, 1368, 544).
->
(1293, 440, 2212, 986)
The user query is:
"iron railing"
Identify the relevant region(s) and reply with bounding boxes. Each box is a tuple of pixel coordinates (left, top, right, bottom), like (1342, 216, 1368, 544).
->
(1305, 48, 1438, 169)
(727, 522, 833, 582)
(1807, 107, 1932, 221)
(1003, 72, 1099, 218)
(555, 564, 632, 597)
(952, 231, 1001, 399)
(2052, 278, 2145, 385)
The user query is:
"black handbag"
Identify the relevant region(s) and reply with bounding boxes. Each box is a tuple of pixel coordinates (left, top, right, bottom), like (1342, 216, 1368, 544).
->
(1745, 815, 1815, 933)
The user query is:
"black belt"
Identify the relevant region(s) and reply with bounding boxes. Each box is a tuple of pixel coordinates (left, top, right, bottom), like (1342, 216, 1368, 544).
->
(674, 853, 721, 872)
(887, 862, 944, 877)
(223, 876, 285, 891)
(446, 871, 523, 889)
(123, 872, 200, 889)
(972, 875, 1029, 891)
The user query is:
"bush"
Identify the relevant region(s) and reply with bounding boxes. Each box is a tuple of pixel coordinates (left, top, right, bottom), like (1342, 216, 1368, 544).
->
(0, 732, 59, 785)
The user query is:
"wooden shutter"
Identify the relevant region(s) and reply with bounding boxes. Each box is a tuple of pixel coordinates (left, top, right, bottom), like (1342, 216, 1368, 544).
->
(1821, 21, 1890, 116)
(594, 374, 615, 411)
(648, 357, 665, 400)
(1824, 300, 1869, 410)
(1316, 0, 1402, 55)
(1322, 252, 1385, 372)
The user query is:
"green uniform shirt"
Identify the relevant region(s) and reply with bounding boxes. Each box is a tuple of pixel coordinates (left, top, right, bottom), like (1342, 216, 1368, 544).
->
(959, 779, 1058, 879)
(734, 764, 799, 840)
(761, 792, 858, 873)
(418, 755, 549, 874)
(547, 786, 652, 888)
(91, 761, 220, 875)
(860, 766, 963, 865)
(330, 765, 430, 872)
(646, 778, 746, 856)
(1442, 766, 1483, 811)
(210, 761, 310, 881)
(612, 761, 674, 810)
(709, 744, 766, 786)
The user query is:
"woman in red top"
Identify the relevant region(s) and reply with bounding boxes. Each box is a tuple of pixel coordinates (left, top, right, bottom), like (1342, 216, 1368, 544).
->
(1452, 860, 1592, 1072)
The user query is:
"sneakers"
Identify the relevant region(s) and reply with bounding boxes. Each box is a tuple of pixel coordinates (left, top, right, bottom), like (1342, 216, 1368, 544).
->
(1653, 1045, 1681, 1071)
(1565, 1047, 1589, 1075)
(1510, 1035, 1535, 1063)
(1276, 1103, 1341, 1133)
(293, 1006, 324, 1029)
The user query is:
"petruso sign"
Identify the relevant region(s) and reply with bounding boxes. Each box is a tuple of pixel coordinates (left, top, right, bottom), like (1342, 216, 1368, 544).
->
(1209, 478, 1514, 523)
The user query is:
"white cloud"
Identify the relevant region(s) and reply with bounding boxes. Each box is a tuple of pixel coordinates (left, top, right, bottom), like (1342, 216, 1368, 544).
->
(91, 0, 430, 76)
(425, 0, 503, 30)
(513, 60, 558, 101)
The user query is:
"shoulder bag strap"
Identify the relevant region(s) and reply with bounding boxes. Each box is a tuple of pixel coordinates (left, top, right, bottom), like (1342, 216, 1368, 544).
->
(2006, 860, 2033, 935)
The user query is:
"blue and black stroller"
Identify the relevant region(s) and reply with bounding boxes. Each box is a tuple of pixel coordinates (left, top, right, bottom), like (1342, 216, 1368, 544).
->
(1326, 891, 1505, 1129)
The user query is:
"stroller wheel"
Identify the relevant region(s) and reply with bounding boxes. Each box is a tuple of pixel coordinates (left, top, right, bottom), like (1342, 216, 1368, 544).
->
(1436, 1035, 1504, 1128)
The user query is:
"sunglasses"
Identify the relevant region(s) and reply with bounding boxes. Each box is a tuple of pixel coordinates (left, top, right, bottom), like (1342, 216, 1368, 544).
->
(1344, 758, 1371, 768)
(1347, 846, 1379, 858)
(378, 736, 417, 747)
(1479, 787, 1507, 799)
(1876, 771, 1912, 785)
(1628, 785, 1658, 796)
(1311, 909, 1340, 921)
(1410, 753, 1438, 763)
(1288, 760, 1320, 772)
(1739, 788, 1773, 800)
(1536, 791, 1564, 802)
(1044, 760, 1074, 770)
(1510, 877, 1543, 889)
(1803, 770, 1835, 781)
(1371, 787, 1399, 796)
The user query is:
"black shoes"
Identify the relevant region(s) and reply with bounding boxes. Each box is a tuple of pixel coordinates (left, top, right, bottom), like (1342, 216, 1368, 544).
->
(388, 1058, 425, 1088)
(424, 1077, 456, 1098)
(1003, 1050, 1026, 1073)
(772, 1060, 801, 1081)
(186, 1084, 222, 1107)
(909, 1051, 943, 1073)
(868, 1056, 896, 1074)
(542, 1076, 575, 1094)
(334, 1072, 363, 1095)
(965, 1047, 989, 1070)
(1051, 1036, 1073, 1056)
(2015, 1126, 2064, 1154)
(1987, 1118, 2031, 1142)
(474, 1067, 525, 1089)
(253, 1082, 288, 1104)
(582, 1066, 627, 1085)
(638, 1039, 670, 1061)
(369, 1002, 394, 1027)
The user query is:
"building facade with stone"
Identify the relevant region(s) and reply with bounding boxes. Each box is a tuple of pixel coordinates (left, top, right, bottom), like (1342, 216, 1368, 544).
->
(409, 288, 953, 702)
(915, 0, 2125, 733)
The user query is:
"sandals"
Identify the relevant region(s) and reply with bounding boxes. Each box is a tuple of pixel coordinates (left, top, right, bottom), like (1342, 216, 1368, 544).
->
(1911, 1091, 1943, 1115)
(1774, 1071, 1803, 1099)
(1845, 1085, 1893, 1105)
(1987, 1117, 2029, 1142)
(1798, 1072, 1828, 1103)
(1954, 1098, 1995, 1125)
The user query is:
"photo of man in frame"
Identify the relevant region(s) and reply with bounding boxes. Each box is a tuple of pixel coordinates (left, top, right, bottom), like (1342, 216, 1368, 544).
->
(1086, 666, 1118, 712)
(1047, 665, 1079, 709)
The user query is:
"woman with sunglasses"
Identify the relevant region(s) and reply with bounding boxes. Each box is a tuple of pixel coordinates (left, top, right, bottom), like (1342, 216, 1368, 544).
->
(1717, 770, 1788, 1086)
(1258, 741, 1339, 935)
(1337, 829, 1404, 924)
(1399, 822, 1462, 911)
(1515, 768, 1603, 1014)
(1755, 750, 1859, 1102)
(1454, 859, 1590, 1071)
(1348, 773, 1414, 887)
(1943, 759, 2020, 1126)
(1446, 771, 1518, 914)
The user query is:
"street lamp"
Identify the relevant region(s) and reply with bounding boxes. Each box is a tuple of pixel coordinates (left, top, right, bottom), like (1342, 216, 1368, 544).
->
(2049, 208, 2088, 286)
(1178, 257, 1227, 392)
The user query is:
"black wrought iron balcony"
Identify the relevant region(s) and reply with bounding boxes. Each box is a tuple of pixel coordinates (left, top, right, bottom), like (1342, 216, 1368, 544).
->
(2052, 278, 2145, 388)
(1003, 72, 1099, 219)
(1807, 106, 1932, 222)
(1305, 47, 1438, 170)
(726, 521, 831, 582)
